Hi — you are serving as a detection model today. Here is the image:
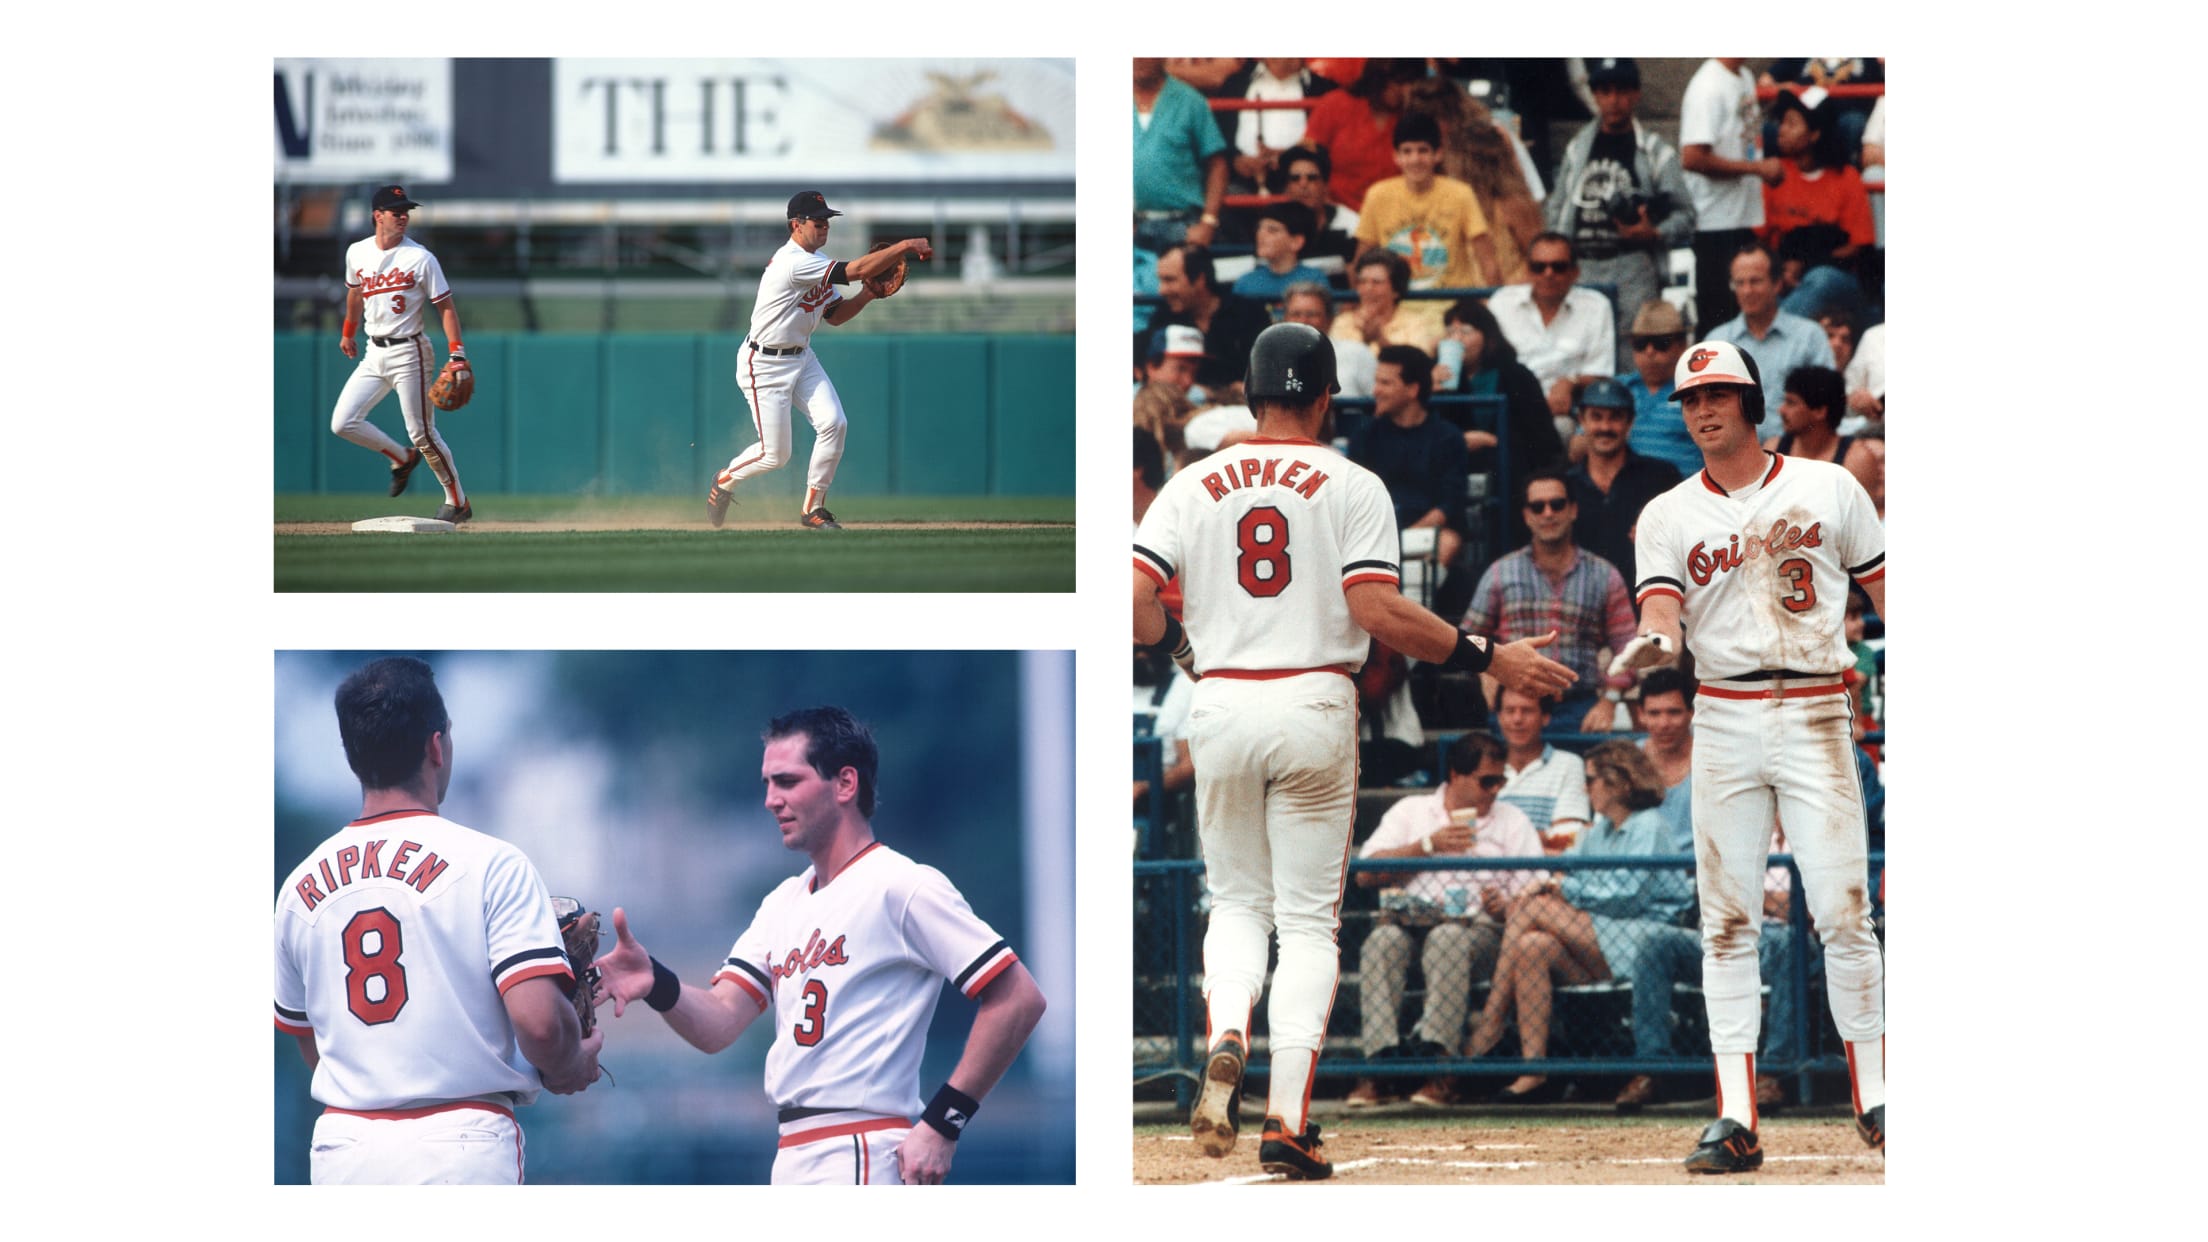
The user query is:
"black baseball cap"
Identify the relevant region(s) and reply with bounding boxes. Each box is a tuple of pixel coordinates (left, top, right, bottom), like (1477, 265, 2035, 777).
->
(1586, 58, 1640, 89)
(786, 190, 844, 221)
(372, 184, 421, 212)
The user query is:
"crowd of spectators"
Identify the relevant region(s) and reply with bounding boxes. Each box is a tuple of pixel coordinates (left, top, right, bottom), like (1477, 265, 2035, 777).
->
(1134, 57, 1888, 1095)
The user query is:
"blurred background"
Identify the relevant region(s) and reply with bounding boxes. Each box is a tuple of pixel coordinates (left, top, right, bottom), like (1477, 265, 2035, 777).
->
(273, 650, 1074, 1184)
(274, 58, 1075, 503)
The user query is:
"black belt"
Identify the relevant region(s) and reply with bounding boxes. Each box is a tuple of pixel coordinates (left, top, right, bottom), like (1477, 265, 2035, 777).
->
(778, 1105, 852, 1124)
(749, 341, 803, 356)
(369, 332, 421, 347)
(1727, 669, 1830, 682)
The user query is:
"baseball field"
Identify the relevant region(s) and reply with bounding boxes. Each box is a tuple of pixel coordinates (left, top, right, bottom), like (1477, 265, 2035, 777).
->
(273, 494, 1073, 592)
(1132, 1102, 1883, 1185)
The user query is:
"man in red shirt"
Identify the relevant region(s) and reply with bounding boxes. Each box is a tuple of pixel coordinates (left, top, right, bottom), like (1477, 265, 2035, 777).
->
(1759, 87, 1874, 321)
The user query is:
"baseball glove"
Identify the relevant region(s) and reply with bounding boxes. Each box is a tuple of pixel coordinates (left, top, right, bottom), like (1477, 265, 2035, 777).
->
(429, 358, 474, 411)
(863, 242, 908, 298)
(551, 896, 603, 1037)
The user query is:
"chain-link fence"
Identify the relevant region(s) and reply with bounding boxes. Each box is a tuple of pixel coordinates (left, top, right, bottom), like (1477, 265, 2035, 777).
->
(1134, 853, 1884, 1109)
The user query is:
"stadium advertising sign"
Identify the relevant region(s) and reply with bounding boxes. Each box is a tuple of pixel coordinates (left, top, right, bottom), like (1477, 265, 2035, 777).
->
(274, 59, 454, 183)
(552, 59, 1073, 183)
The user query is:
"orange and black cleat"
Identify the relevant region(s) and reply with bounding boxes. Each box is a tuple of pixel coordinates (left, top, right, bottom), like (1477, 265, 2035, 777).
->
(1257, 1116, 1332, 1180)
(1189, 1031, 1246, 1157)
(707, 483, 734, 528)
(1683, 1118, 1763, 1174)
(389, 449, 421, 497)
(800, 507, 843, 530)
(1856, 1103, 1883, 1151)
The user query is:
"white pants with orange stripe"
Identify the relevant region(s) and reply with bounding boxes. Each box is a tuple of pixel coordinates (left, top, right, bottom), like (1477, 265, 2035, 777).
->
(771, 1114, 908, 1185)
(721, 345, 847, 514)
(329, 336, 465, 508)
(1184, 671, 1357, 1132)
(1690, 675, 1884, 1058)
(310, 1104, 523, 1184)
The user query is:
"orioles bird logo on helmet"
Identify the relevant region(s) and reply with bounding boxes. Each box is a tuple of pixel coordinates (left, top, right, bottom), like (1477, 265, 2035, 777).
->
(1687, 347, 1722, 372)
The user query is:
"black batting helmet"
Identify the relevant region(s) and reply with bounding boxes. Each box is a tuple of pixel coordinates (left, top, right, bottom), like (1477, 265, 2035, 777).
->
(1671, 339, 1764, 427)
(1246, 323, 1340, 402)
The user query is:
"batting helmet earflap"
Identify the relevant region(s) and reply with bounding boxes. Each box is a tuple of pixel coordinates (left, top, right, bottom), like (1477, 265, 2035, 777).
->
(1246, 323, 1341, 402)
(1670, 339, 1764, 427)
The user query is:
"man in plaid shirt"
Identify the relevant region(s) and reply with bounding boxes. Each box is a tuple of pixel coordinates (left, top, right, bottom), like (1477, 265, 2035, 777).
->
(1460, 469, 1639, 734)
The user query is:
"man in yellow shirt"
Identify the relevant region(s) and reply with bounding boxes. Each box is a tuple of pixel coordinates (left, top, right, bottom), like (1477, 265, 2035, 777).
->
(1354, 113, 1501, 292)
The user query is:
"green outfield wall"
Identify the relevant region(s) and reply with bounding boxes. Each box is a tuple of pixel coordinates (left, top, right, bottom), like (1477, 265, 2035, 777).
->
(275, 332, 1073, 498)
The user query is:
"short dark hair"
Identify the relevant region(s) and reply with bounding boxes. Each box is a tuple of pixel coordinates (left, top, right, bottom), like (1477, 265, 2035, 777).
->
(1445, 730, 1507, 775)
(765, 706, 880, 818)
(1520, 465, 1572, 508)
(1351, 57, 1424, 101)
(1352, 249, 1411, 296)
(1163, 243, 1216, 292)
(1527, 231, 1576, 264)
(1730, 238, 1778, 276)
(1271, 145, 1331, 191)
(1818, 308, 1857, 338)
(1376, 344, 1434, 404)
(1257, 200, 1314, 240)
(1784, 365, 1847, 432)
(335, 657, 449, 791)
(1495, 683, 1558, 718)
(1638, 666, 1695, 710)
(1392, 111, 1442, 150)
(1135, 427, 1164, 489)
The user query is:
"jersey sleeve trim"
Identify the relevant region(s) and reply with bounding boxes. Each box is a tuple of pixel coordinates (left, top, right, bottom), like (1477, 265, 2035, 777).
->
(1134, 544, 1175, 585)
(713, 966, 771, 1010)
(1848, 552, 1885, 582)
(1343, 556, 1402, 589)
(828, 260, 850, 284)
(429, 290, 452, 305)
(274, 1005, 312, 1036)
(1635, 577, 1685, 606)
(493, 946, 572, 993)
(952, 940, 1016, 998)
(716, 956, 774, 1008)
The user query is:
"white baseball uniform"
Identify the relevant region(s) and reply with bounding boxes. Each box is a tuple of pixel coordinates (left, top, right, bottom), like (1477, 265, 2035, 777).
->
(1133, 435, 1401, 1134)
(711, 841, 1017, 1185)
(274, 809, 573, 1184)
(715, 239, 853, 513)
(1633, 453, 1885, 1098)
(329, 235, 467, 509)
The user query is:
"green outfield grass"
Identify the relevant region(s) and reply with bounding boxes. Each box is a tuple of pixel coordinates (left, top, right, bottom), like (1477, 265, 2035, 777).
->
(274, 494, 1073, 592)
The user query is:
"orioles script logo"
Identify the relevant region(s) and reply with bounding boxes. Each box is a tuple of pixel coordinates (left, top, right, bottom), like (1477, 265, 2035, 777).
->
(770, 927, 851, 983)
(359, 268, 419, 297)
(1686, 346, 1723, 372)
(798, 275, 837, 313)
(1687, 518, 1823, 585)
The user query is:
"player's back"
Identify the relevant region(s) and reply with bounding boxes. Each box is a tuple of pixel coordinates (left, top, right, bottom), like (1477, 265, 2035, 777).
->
(1135, 436, 1401, 674)
(273, 810, 568, 1110)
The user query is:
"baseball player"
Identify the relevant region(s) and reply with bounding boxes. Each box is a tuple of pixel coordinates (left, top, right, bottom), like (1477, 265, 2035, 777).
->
(593, 707, 1046, 1185)
(1132, 322, 1576, 1180)
(707, 191, 935, 531)
(1613, 338, 1886, 1173)
(328, 184, 475, 523)
(274, 658, 603, 1184)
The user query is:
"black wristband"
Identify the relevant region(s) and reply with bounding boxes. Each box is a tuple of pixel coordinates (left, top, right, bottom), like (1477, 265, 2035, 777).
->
(921, 1082, 981, 1141)
(1442, 632, 1494, 674)
(646, 957, 681, 1013)
(1158, 614, 1187, 655)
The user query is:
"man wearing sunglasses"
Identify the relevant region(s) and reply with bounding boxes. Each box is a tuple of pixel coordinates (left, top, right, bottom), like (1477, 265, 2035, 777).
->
(1618, 300, 1701, 477)
(1487, 232, 1619, 429)
(1461, 469, 1639, 734)
(1347, 731, 1544, 1109)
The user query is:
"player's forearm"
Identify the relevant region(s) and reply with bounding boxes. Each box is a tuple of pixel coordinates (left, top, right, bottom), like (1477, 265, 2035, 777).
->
(662, 982, 760, 1054)
(440, 303, 465, 353)
(1348, 586, 1460, 664)
(342, 289, 364, 336)
(1861, 575, 1885, 624)
(946, 965, 1046, 1101)
(514, 1003, 586, 1083)
(824, 291, 872, 326)
(293, 1031, 321, 1071)
(1202, 157, 1228, 220)
(1132, 574, 1168, 646)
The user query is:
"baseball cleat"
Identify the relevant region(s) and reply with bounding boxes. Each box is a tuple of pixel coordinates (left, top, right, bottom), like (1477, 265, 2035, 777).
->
(706, 483, 733, 528)
(1257, 1116, 1332, 1180)
(435, 501, 473, 524)
(1189, 1031, 1247, 1157)
(800, 507, 842, 530)
(1856, 1102, 1883, 1151)
(389, 449, 422, 497)
(1683, 1118, 1763, 1174)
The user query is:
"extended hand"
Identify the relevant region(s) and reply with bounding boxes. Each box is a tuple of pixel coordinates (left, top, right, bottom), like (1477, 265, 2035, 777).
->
(340, 335, 358, 359)
(1488, 630, 1577, 699)
(1606, 633, 1675, 677)
(592, 907, 656, 1018)
(906, 238, 935, 262)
